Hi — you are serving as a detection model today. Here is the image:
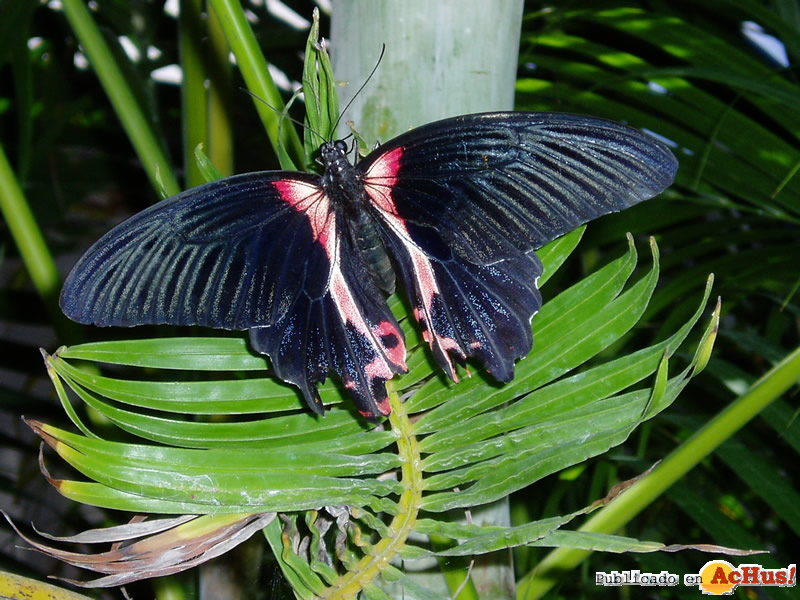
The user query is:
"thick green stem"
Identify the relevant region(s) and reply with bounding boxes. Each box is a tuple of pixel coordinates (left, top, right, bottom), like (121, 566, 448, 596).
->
(0, 142, 70, 335)
(207, 3, 235, 178)
(179, 0, 209, 189)
(207, 0, 304, 169)
(0, 142, 59, 301)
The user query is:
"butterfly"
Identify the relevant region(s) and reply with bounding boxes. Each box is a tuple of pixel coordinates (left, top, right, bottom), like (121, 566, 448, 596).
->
(60, 112, 678, 420)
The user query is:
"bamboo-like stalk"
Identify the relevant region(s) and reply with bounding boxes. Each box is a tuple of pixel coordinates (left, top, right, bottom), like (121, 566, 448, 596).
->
(179, 0, 209, 189)
(331, 0, 524, 144)
(0, 142, 61, 316)
(207, 3, 235, 178)
(330, 3, 524, 598)
(207, 0, 305, 169)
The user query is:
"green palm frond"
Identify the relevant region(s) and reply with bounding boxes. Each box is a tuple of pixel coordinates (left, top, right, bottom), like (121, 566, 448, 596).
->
(515, 2, 800, 596)
(32, 232, 718, 595)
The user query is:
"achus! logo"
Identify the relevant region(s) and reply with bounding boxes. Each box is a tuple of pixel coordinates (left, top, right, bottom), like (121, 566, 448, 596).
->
(697, 561, 796, 595)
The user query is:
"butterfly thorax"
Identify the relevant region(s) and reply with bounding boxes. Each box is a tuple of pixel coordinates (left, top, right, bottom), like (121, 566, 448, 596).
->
(320, 140, 396, 294)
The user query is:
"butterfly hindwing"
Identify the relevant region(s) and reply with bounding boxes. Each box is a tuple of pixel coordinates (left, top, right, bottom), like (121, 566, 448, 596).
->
(60, 172, 407, 418)
(248, 179, 407, 418)
(359, 111, 677, 383)
(382, 226, 542, 382)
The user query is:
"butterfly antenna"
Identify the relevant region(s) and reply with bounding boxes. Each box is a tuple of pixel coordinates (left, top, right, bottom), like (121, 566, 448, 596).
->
(240, 87, 327, 147)
(332, 44, 386, 138)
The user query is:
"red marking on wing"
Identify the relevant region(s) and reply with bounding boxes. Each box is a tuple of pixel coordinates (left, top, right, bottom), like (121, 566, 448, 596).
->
(273, 180, 334, 249)
(354, 394, 391, 419)
(403, 242, 463, 375)
(329, 266, 407, 377)
(363, 151, 464, 379)
(375, 396, 391, 415)
(374, 320, 406, 367)
(360, 147, 402, 214)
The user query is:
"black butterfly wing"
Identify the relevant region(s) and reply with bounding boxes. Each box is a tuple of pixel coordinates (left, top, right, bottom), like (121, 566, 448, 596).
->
(358, 111, 677, 380)
(62, 173, 317, 329)
(60, 172, 406, 417)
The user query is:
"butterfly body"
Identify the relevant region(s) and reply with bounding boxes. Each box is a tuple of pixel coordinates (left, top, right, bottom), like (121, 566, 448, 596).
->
(61, 112, 678, 420)
(318, 140, 397, 294)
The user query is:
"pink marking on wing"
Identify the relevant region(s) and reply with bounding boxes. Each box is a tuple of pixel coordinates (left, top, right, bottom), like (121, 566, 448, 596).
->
(384, 237, 464, 381)
(374, 320, 398, 336)
(329, 262, 407, 376)
(375, 396, 391, 416)
(365, 146, 403, 182)
(273, 180, 334, 250)
(365, 355, 391, 379)
(363, 147, 403, 214)
(405, 242, 463, 354)
(272, 179, 318, 208)
(363, 151, 441, 327)
(374, 320, 406, 367)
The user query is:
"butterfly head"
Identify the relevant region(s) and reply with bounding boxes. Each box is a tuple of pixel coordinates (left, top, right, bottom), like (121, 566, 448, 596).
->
(319, 138, 359, 182)
(320, 139, 350, 162)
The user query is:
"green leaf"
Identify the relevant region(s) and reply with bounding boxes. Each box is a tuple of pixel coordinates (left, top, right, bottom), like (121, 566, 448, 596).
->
(34, 421, 401, 514)
(193, 144, 225, 183)
(302, 8, 339, 167)
(58, 337, 269, 370)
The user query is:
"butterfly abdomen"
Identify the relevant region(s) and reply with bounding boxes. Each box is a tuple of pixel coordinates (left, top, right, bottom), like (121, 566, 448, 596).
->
(349, 207, 396, 294)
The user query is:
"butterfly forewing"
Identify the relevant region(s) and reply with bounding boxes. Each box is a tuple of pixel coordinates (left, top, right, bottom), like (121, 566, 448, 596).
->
(60, 173, 322, 328)
(359, 112, 677, 263)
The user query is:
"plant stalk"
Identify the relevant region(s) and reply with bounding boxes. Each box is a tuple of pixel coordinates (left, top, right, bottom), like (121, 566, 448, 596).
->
(61, 0, 180, 196)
